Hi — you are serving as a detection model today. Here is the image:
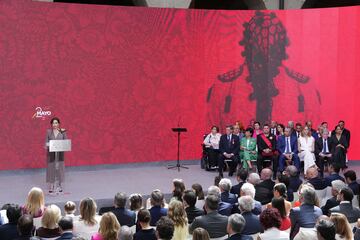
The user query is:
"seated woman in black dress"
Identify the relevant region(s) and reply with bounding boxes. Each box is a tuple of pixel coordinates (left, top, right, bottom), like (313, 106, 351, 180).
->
(331, 125, 349, 170)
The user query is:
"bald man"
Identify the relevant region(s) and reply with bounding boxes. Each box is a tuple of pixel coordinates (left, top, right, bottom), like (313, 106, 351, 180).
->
(306, 167, 327, 190)
(254, 168, 275, 205)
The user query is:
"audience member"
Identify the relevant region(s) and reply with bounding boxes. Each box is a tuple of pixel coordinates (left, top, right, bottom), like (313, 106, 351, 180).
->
(35, 204, 61, 238)
(219, 178, 237, 205)
(321, 180, 346, 216)
(203, 126, 221, 168)
(149, 190, 168, 226)
(298, 126, 316, 174)
(64, 201, 76, 219)
(91, 212, 120, 240)
(57, 216, 74, 240)
(277, 127, 300, 172)
(237, 196, 262, 235)
(183, 190, 204, 224)
(316, 219, 336, 240)
(329, 187, 360, 223)
(325, 163, 345, 187)
(230, 169, 248, 196)
(156, 216, 174, 240)
(285, 165, 302, 193)
(240, 183, 262, 215)
(329, 212, 353, 240)
(277, 173, 294, 201)
(218, 125, 240, 177)
(134, 209, 156, 240)
(226, 214, 253, 240)
(305, 166, 326, 190)
(15, 214, 34, 240)
(129, 193, 143, 216)
(267, 183, 291, 215)
(119, 226, 133, 240)
(344, 170, 359, 195)
(258, 208, 289, 240)
(192, 184, 205, 210)
(292, 215, 329, 240)
(270, 198, 291, 231)
(207, 186, 232, 216)
(109, 192, 136, 227)
(189, 194, 228, 238)
(167, 200, 188, 240)
(254, 168, 275, 205)
(172, 179, 185, 202)
(22, 187, 45, 228)
(73, 197, 101, 239)
(295, 123, 302, 138)
(247, 173, 260, 186)
(315, 128, 334, 177)
(0, 204, 21, 240)
(192, 227, 210, 240)
(331, 125, 349, 170)
(240, 127, 257, 170)
(256, 124, 277, 177)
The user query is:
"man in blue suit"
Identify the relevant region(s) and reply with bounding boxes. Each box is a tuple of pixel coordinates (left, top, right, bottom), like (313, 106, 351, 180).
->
(238, 196, 263, 235)
(226, 214, 253, 240)
(219, 125, 240, 177)
(277, 127, 300, 173)
(56, 216, 73, 240)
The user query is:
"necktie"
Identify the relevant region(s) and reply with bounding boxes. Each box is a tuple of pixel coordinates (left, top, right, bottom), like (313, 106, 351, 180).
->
(285, 137, 290, 153)
(324, 139, 328, 153)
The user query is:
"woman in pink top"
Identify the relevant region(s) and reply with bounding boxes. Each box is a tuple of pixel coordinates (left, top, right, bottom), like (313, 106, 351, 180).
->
(91, 212, 120, 240)
(252, 121, 263, 138)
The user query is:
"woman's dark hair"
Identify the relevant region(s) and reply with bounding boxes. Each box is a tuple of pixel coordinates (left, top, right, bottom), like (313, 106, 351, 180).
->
(192, 227, 210, 240)
(172, 179, 185, 202)
(271, 197, 286, 219)
(137, 208, 151, 223)
(254, 121, 261, 126)
(129, 194, 143, 211)
(274, 183, 287, 199)
(50, 117, 60, 124)
(335, 125, 341, 131)
(211, 126, 219, 132)
(245, 127, 254, 135)
(259, 208, 282, 230)
(192, 183, 205, 200)
(277, 174, 290, 188)
(316, 219, 336, 240)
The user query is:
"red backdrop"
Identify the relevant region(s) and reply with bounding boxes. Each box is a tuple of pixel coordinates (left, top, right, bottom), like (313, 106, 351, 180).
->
(0, 0, 359, 170)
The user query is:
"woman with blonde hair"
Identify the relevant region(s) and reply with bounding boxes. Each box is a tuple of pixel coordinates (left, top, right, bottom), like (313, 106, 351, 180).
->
(91, 212, 120, 240)
(167, 200, 188, 240)
(192, 228, 210, 240)
(73, 197, 102, 240)
(22, 187, 45, 228)
(298, 126, 316, 174)
(36, 204, 62, 238)
(330, 212, 353, 240)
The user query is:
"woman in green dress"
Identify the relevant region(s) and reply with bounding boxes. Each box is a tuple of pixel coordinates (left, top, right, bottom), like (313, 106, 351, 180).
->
(240, 127, 257, 170)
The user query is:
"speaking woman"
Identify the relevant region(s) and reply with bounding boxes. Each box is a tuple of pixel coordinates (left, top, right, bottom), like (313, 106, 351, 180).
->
(45, 117, 67, 193)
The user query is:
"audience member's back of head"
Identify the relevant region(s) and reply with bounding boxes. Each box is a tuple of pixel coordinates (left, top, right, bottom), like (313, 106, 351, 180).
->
(259, 208, 282, 230)
(137, 209, 151, 224)
(316, 219, 336, 240)
(79, 197, 97, 225)
(114, 192, 127, 208)
(240, 183, 256, 199)
(219, 178, 232, 193)
(340, 187, 354, 202)
(277, 174, 290, 188)
(64, 201, 76, 215)
(260, 168, 273, 180)
(151, 190, 164, 207)
(6, 204, 22, 224)
(329, 163, 341, 174)
(238, 196, 254, 213)
(227, 214, 246, 234)
(58, 216, 73, 232)
(183, 190, 197, 208)
(236, 168, 249, 182)
(344, 170, 357, 182)
(300, 186, 317, 205)
(119, 225, 133, 240)
(129, 194, 143, 211)
(156, 216, 174, 240)
(205, 194, 220, 212)
(286, 165, 299, 177)
(207, 186, 221, 198)
(192, 184, 205, 200)
(192, 227, 210, 240)
(17, 214, 34, 236)
(41, 204, 61, 229)
(248, 173, 260, 186)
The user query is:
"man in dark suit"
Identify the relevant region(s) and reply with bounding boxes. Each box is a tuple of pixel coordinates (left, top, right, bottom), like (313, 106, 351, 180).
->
(315, 129, 334, 177)
(277, 127, 300, 172)
(238, 196, 263, 235)
(321, 180, 345, 216)
(226, 214, 253, 240)
(219, 125, 240, 177)
(149, 190, 168, 226)
(14, 214, 34, 240)
(285, 165, 302, 192)
(295, 123, 302, 139)
(257, 124, 277, 178)
(99, 192, 136, 227)
(338, 120, 351, 147)
(0, 204, 21, 240)
(208, 186, 233, 216)
(189, 195, 229, 238)
(220, 178, 238, 205)
(231, 168, 248, 196)
(254, 168, 275, 205)
(330, 187, 360, 223)
(344, 170, 360, 195)
(269, 120, 277, 136)
(325, 163, 345, 187)
(56, 216, 74, 240)
(183, 190, 204, 224)
(306, 166, 327, 190)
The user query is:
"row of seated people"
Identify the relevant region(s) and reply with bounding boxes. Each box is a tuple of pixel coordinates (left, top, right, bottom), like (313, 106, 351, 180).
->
(203, 120, 351, 178)
(0, 165, 359, 240)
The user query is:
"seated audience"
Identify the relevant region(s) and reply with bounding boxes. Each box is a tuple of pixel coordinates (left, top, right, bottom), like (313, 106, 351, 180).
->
(277, 127, 300, 172)
(35, 204, 61, 238)
(277, 173, 294, 201)
(321, 180, 346, 216)
(119, 226, 133, 240)
(156, 216, 174, 240)
(73, 197, 102, 239)
(316, 219, 336, 240)
(91, 212, 120, 240)
(15, 214, 34, 240)
(171, 179, 186, 202)
(256, 124, 277, 178)
(247, 173, 261, 186)
(240, 183, 262, 215)
(305, 166, 327, 190)
(254, 168, 275, 205)
(226, 213, 253, 240)
(183, 190, 204, 224)
(203, 125, 221, 168)
(289, 186, 322, 239)
(329, 212, 353, 240)
(238, 196, 262, 235)
(0, 204, 21, 240)
(22, 187, 45, 228)
(104, 192, 136, 227)
(344, 170, 359, 195)
(270, 198, 291, 231)
(285, 165, 302, 193)
(168, 200, 188, 240)
(231, 169, 248, 196)
(240, 127, 257, 170)
(293, 215, 329, 240)
(192, 184, 205, 210)
(129, 193, 143, 218)
(192, 227, 210, 240)
(267, 183, 292, 215)
(134, 209, 156, 240)
(329, 187, 360, 223)
(325, 163, 345, 187)
(64, 201, 77, 219)
(189, 194, 228, 238)
(218, 125, 240, 178)
(258, 208, 289, 240)
(57, 216, 74, 240)
(219, 178, 237, 205)
(149, 190, 168, 226)
(315, 128, 334, 178)
(207, 186, 232, 216)
(298, 126, 316, 174)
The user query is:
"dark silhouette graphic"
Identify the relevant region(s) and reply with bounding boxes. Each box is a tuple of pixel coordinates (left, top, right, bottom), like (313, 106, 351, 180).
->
(207, 11, 320, 123)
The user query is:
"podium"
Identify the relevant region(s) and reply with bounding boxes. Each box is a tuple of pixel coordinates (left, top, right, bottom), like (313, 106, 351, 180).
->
(168, 128, 188, 172)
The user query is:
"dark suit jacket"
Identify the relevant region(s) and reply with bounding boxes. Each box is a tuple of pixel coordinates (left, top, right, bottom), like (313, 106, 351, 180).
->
(219, 134, 240, 156)
(325, 173, 345, 187)
(185, 206, 204, 224)
(226, 233, 253, 240)
(330, 202, 360, 223)
(307, 177, 327, 190)
(277, 135, 298, 154)
(349, 181, 360, 195)
(321, 196, 339, 216)
(257, 133, 276, 154)
(218, 201, 233, 216)
(289, 176, 302, 192)
(254, 179, 275, 205)
(100, 207, 136, 227)
(315, 137, 334, 156)
(56, 232, 73, 240)
(342, 128, 351, 147)
(221, 192, 237, 205)
(0, 223, 20, 240)
(241, 212, 263, 235)
(230, 182, 244, 196)
(149, 206, 168, 226)
(189, 211, 228, 238)
(289, 204, 322, 239)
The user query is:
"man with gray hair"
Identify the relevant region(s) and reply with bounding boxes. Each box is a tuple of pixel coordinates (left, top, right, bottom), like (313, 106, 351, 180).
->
(240, 183, 261, 215)
(315, 127, 334, 178)
(285, 165, 302, 192)
(237, 196, 262, 235)
(219, 178, 237, 205)
(254, 168, 275, 205)
(118, 226, 133, 240)
(226, 214, 253, 240)
(289, 186, 322, 239)
(321, 180, 346, 215)
(208, 186, 232, 216)
(247, 173, 260, 186)
(277, 126, 300, 172)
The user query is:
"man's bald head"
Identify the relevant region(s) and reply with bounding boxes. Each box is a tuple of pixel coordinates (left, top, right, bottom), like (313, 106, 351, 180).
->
(306, 167, 318, 179)
(260, 168, 273, 180)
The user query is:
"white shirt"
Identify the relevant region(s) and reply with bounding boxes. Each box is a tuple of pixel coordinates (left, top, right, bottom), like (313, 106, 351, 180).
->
(73, 215, 102, 240)
(259, 227, 289, 240)
(203, 133, 221, 149)
(322, 138, 329, 153)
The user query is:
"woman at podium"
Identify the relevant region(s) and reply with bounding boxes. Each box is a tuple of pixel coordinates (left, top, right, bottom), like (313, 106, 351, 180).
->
(45, 117, 67, 193)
